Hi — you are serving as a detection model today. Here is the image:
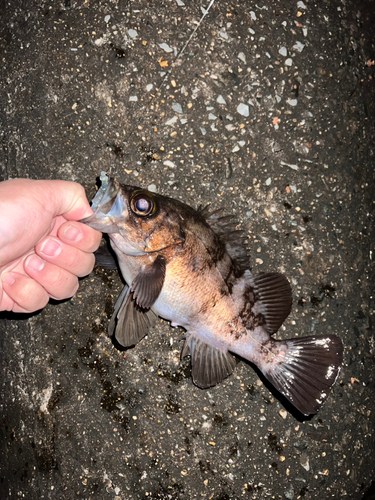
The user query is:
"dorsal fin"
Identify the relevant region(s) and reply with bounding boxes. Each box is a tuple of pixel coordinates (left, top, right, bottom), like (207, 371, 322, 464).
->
(199, 206, 250, 270)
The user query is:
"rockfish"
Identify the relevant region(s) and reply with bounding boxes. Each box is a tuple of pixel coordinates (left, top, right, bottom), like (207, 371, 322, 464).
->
(81, 172, 344, 415)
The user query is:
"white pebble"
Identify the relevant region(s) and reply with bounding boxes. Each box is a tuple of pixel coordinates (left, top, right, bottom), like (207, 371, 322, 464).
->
(279, 46, 287, 57)
(176, 0, 185, 5)
(128, 29, 138, 39)
(163, 160, 176, 168)
(165, 116, 178, 126)
(148, 184, 157, 193)
(208, 113, 217, 120)
(237, 103, 249, 117)
(287, 98, 298, 106)
(172, 103, 183, 114)
(250, 11, 257, 20)
(129, 95, 138, 102)
(293, 41, 305, 52)
(104, 15, 110, 23)
(285, 58, 293, 66)
(217, 95, 226, 104)
(159, 43, 173, 53)
(237, 52, 246, 63)
(146, 83, 153, 92)
(265, 177, 272, 186)
(297, 1, 307, 9)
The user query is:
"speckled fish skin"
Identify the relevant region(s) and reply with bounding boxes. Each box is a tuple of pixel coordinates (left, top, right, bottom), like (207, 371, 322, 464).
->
(81, 173, 344, 416)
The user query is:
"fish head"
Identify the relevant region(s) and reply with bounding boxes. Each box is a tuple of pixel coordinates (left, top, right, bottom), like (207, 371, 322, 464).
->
(81, 172, 185, 256)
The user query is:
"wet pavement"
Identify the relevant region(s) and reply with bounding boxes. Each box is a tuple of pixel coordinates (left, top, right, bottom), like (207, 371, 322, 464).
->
(1, 0, 374, 498)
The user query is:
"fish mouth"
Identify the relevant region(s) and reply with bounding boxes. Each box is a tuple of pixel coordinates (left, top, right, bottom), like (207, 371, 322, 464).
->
(80, 171, 123, 232)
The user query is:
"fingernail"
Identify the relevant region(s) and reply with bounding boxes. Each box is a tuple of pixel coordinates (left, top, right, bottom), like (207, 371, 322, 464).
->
(25, 254, 45, 271)
(63, 224, 82, 242)
(2, 273, 15, 286)
(40, 238, 62, 257)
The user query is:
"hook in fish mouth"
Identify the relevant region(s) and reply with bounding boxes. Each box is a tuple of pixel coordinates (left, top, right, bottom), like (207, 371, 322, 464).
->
(79, 171, 122, 232)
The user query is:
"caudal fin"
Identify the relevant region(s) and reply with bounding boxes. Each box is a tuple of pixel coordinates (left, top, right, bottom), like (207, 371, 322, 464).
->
(261, 335, 344, 416)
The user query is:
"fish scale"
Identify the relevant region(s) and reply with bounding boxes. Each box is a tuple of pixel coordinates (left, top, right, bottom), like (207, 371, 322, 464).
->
(81, 172, 344, 416)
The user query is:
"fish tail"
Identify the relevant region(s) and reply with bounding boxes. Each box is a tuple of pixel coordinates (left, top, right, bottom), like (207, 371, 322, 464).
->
(258, 335, 344, 415)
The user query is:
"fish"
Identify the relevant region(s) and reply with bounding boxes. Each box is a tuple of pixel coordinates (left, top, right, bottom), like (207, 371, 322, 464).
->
(81, 172, 344, 416)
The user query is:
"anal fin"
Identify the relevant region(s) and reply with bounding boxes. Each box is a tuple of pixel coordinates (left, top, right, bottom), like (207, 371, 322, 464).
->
(109, 285, 158, 347)
(261, 335, 344, 415)
(182, 334, 237, 388)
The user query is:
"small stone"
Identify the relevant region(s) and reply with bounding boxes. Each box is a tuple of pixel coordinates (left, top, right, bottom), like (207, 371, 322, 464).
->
(166, 116, 178, 126)
(129, 95, 138, 102)
(297, 1, 307, 9)
(238, 52, 246, 63)
(146, 84, 153, 92)
(279, 46, 287, 57)
(300, 453, 310, 471)
(176, 0, 185, 5)
(237, 103, 249, 117)
(148, 184, 157, 193)
(217, 95, 226, 104)
(104, 15, 110, 23)
(279, 409, 288, 419)
(159, 43, 173, 53)
(163, 160, 176, 168)
(284, 484, 294, 500)
(208, 113, 217, 120)
(172, 103, 183, 114)
(287, 98, 298, 106)
(285, 58, 293, 66)
(128, 29, 138, 39)
(293, 41, 305, 52)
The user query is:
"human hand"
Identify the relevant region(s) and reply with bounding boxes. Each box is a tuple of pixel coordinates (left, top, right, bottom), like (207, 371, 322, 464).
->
(0, 178, 102, 313)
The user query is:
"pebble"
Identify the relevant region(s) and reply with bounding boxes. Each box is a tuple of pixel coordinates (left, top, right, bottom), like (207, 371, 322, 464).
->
(172, 103, 183, 114)
(279, 409, 288, 419)
(284, 484, 294, 499)
(293, 41, 305, 52)
(163, 160, 176, 168)
(128, 29, 138, 39)
(238, 52, 246, 63)
(166, 116, 178, 126)
(146, 84, 153, 92)
(297, 1, 307, 9)
(286, 98, 298, 106)
(176, 0, 185, 5)
(104, 15, 110, 23)
(217, 95, 226, 104)
(148, 184, 157, 193)
(279, 46, 288, 57)
(159, 43, 173, 53)
(285, 58, 293, 66)
(237, 103, 249, 117)
(300, 453, 310, 471)
(129, 95, 138, 102)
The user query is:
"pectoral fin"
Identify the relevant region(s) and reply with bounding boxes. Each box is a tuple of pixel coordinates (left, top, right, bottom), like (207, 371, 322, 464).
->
(131, 254, 166, 309)
(109, 285, 158, 347)
(181, 334, 237, 388)
(95, 244, 118, 270)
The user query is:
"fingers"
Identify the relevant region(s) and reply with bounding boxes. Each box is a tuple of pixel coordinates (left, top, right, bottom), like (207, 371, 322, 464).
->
(57, 221, 102, 253)
(24, 255, 79, 301)
(34, 234, 97, 278)
(1, 272, 50, 313)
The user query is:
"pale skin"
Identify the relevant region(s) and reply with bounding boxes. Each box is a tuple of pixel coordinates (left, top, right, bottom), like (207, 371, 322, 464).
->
(0, 178, 102, 313)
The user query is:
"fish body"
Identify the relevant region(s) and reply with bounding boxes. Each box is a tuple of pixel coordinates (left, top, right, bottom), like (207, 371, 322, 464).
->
(82, 173, 344, 415)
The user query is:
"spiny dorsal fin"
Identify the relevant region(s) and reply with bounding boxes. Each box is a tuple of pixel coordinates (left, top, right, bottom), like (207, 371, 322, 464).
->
(252, 272, 293, 334)
(199, 207, 250, 270)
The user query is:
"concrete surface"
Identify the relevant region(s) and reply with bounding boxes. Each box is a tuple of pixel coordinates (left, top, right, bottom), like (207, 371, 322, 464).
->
(1, 0, 374, 499)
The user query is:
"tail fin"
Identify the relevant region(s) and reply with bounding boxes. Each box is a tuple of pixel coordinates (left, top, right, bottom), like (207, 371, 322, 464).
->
(261, 335, 344, 416)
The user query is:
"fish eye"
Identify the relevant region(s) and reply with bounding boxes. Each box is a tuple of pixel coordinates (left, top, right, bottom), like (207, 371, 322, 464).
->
(130, 192, 156, 217)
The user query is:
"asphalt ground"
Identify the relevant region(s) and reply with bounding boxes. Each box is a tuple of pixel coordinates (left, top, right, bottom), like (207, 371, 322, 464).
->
(1, 1, 374, 499)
